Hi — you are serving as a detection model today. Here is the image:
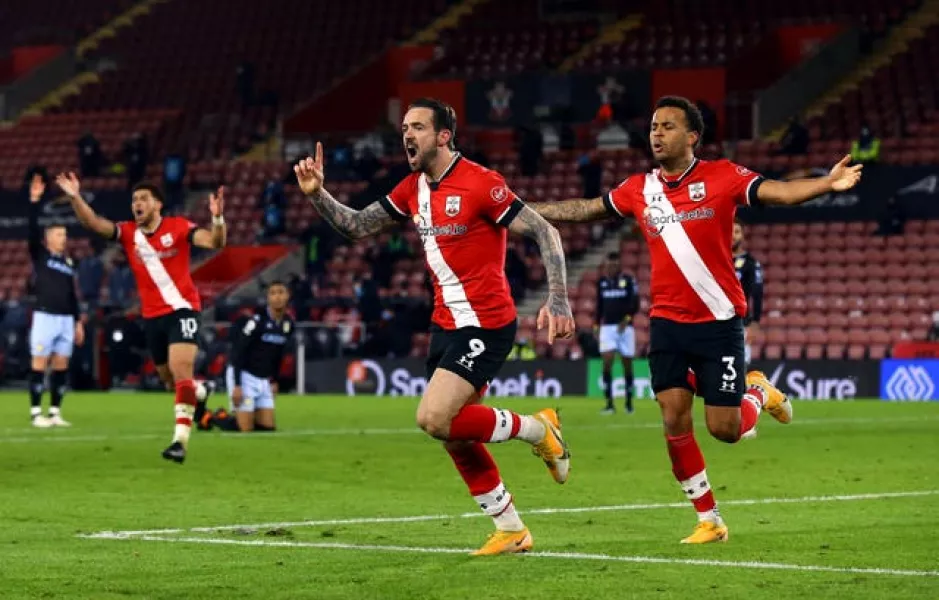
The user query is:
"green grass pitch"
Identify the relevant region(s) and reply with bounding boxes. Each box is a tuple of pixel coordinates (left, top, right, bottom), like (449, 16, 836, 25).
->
(0, 392, 937, 599)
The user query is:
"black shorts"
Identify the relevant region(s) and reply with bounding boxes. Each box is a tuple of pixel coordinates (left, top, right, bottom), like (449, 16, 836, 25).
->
(426, 321, 517, 392)
(648, 316, 746, 407)
(143, 309, 201, 366)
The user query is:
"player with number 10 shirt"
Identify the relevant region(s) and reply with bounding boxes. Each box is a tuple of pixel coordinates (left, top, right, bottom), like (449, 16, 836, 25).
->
(54, 173, 227, 464)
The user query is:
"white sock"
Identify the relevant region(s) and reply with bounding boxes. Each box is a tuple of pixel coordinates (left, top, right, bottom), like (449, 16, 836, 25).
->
(31, 407, 42, 418)
(516, 415, 546, 444)
(473, 482, 525, 532)
(493, 502, 526, 532)
(698, 507, 724, 526)
(49, 406, 60, 417)
(173, 404, 195, 447)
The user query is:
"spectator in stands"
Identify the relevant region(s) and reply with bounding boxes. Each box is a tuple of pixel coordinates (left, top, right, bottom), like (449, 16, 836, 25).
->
(163, 151, 187, 212)
(577, 151, 603, 199)
(2, 290, 28, 333)
(927, 311, 939, 342)
(78, 244, 105, 310)
(122, 132, 148, 187)
(508, 335, 536, 360)
(108, 255, 134, 308)
(779, 117, 810, 155)
(77, 132, 104, 177)
(851, 124, 881, 164)
(874, 195, 905, 236)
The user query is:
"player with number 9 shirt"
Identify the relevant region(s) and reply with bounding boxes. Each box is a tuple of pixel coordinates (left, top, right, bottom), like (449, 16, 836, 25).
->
(296, 97, 576, 555)
(55, 173, 227, 464)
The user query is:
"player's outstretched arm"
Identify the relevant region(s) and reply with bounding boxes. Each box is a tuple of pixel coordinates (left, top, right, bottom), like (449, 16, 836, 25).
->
(54, 172, 116, 239)
(192, 187, 227, 249)
(295, 142, 396, 240)
(530, 196, 609, 223)
(508, 205, 575, 344)
(757, 155, 863, 206)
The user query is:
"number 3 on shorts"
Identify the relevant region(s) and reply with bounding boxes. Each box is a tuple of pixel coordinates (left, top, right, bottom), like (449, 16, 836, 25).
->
(721, 355, 737, 382)
(180, 317, 198, 340)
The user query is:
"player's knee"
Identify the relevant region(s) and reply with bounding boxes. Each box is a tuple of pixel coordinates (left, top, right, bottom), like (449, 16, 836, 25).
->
(660, 407, 693, 436)
(416, 408, 450, 440)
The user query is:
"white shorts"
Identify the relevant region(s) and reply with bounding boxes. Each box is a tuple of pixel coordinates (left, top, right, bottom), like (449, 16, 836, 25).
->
(598, 324, 635, 357)
(225, 366, 275, 413)
(30, 312, 75, 358)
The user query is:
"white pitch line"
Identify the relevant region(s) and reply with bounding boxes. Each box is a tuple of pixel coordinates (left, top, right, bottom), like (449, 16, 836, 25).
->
(3, 415, 938, 445)
(78, 489, 939, 539)
(103, 535, 939, 578)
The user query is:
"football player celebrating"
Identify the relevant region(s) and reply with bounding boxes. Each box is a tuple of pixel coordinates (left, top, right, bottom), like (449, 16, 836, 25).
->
(296, 98, 575, 555)
(532, 96, 862, 543)
(57, 173, 225, 464)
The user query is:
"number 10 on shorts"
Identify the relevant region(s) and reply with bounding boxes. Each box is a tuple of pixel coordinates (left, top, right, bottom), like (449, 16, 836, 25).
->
(720, 355, 737, 393)
(180, 318, 198, 340)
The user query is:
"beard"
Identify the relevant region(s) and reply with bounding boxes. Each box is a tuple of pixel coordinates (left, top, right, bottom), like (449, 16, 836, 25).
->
(732, 241, 742, 252)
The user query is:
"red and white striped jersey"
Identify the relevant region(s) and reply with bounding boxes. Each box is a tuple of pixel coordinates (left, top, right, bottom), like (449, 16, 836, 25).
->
(604, 159, 764, 323)
(113, 217, 202, 318)
(380, 154, 523, 330)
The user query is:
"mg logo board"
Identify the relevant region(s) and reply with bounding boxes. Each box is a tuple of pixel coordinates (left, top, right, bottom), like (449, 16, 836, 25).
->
(880, 360, 939, 401)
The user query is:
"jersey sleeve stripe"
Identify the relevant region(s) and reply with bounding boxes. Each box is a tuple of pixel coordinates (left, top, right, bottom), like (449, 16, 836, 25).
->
(496, 199, 525, 227)
(745, 176, 764, 206)
(379, 195, 409, 222)
(603, 192, 625, 217)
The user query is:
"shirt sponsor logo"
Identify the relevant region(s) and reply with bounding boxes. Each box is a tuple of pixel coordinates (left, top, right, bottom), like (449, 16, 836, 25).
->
(642, 206, 715, 237)
(412, 215, 467, 238)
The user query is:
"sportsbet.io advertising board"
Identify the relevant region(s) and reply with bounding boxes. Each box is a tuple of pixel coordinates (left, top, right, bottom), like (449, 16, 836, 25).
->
(305, 359, 587, 398)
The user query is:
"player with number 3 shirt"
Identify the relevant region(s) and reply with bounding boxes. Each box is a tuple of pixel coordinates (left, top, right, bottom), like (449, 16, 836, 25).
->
(55, 173, 227, 464)
(533, 96, 862, 544)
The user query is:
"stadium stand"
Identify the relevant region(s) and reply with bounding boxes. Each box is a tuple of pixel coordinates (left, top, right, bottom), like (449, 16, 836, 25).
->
(0, 0, 937, 371)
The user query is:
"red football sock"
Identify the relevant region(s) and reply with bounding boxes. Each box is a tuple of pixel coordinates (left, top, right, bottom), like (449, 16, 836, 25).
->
(666, 432, 720, 520)
(447, 442, 524, 530)
(448, 405, 521, 442)
(446, 442, 503, 498)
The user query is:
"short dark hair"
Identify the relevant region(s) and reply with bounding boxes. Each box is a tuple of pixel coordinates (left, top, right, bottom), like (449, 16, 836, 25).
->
(407, 97, 457, 150)
(267, 280, 289, 292)
(655, 96, 705, 149)
(132, 182, 165, 203)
